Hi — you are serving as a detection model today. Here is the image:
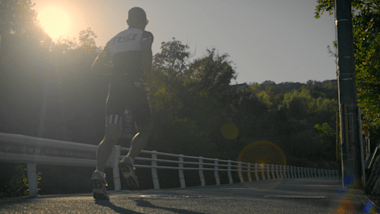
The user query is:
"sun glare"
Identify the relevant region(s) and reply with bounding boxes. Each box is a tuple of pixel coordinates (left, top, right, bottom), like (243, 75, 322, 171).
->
(38, 6, 69, 40)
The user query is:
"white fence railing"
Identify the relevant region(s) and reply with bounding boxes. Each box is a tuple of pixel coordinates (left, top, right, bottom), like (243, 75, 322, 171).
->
(0, 133, 338, 197)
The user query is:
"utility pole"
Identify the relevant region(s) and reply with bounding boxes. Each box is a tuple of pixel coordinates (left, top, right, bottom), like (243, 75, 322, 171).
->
(335, 0, 362, 188)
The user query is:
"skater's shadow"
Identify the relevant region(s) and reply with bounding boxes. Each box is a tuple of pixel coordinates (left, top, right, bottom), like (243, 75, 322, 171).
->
(134, 199, 205, 214)
(95, 200, 142, 214)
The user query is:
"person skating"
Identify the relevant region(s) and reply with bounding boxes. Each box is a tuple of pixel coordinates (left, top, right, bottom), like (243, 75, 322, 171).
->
(90, 7, 153, 200)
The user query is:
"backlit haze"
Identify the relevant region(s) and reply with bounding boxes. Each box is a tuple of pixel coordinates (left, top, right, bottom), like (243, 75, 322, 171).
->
(32, 0, 337, 84)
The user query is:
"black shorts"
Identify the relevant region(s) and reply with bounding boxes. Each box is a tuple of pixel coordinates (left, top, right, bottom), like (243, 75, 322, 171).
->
(105, 74, 152, 128)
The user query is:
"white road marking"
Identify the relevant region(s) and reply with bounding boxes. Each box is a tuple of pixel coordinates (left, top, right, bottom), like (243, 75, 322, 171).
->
(223, 188, 257, 189)
(264, 195, 326, 199)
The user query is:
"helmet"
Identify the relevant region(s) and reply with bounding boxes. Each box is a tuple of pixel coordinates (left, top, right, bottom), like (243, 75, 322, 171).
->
(128, 7, 148, 25)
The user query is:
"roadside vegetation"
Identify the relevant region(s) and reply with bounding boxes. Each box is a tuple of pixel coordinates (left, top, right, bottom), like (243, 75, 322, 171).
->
(1, 0, 378, 196)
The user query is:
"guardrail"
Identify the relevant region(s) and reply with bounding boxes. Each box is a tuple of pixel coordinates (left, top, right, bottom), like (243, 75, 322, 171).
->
(0, 132, 338, 197)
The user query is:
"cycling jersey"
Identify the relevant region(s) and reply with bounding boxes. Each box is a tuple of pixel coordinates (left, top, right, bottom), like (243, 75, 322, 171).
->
(104, 27, 153, 128)
(106, 27, 153, 78)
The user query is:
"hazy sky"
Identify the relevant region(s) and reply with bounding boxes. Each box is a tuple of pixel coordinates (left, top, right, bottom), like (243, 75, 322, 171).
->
(32, 0, 337, 85)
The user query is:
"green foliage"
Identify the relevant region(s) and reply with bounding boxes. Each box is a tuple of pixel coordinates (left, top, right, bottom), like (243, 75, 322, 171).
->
(315, 0, 380, 136)
(248, 80, 338, 162)
(0, 2, 341, 194)
(149, 39, 238, 158)
(0, 2, 104, 194)
(188, 49, 237, 95)
(0, 165, 41, 197)
(315, 122, 335, 139)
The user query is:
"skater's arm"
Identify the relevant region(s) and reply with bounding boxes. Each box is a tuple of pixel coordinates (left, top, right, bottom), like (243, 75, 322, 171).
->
(91, 47, 112, 75)
(141, 31, 153, 85)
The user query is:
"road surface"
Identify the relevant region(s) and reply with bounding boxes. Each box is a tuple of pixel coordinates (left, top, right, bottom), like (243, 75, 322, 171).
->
(0, 178, 375, 213)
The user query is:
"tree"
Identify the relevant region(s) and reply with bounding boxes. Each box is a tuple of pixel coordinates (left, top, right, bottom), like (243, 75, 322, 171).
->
(315, 0, 380, 136)
(149, 39, 241, 158)
(187, 49, 237, 95)
(0, 0, 50, 63)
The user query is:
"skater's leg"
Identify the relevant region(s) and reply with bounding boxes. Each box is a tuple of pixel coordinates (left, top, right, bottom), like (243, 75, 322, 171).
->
(96, 123, 122, 172)
(127, 122, 152, 159)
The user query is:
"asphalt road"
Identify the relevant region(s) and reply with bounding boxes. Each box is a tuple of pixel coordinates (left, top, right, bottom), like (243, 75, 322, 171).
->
(0, 178, 374, 214)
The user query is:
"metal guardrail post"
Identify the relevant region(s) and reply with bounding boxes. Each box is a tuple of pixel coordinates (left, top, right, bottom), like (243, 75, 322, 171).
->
(280, 165, 283, 178)
(238, 161, 244, 183)
(214, 159, 220, 185)
(271, 164, 276, 179)
(267, 164, 271, 179)
(228, 160, 233, 184)
(275, 165, 280, 179)
(297, 167, 300, 178)
(270, 164, 274, 179)
(254, 163, 259, 181)
(27, 163, 38, 197)
(199, 157, 206, 186)
(247, 163, 252, 182)
(291, 166, 294, 178)
(261, 164, 266, 180)
(273, 165, 276, 179)
(112, 145, 121, 191)
(179, 154, 186, 188)
(281, 165, 284, 179)
(287, 165, 290, 178)
(151, 150, 160, 189)
(314, 168, 317, 177)
(284, 165, 287, 178)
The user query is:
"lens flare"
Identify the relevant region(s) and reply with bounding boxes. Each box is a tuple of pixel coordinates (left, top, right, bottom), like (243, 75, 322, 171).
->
(333, 198, 354, 214)
(221, 123, 239, 140)
(238, 141, 286, 182)
(363, 202, 375, 213)
(238, 141, 286, 165)
(343, 173, 354, 188)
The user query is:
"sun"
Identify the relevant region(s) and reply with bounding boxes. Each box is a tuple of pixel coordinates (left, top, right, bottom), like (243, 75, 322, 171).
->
(38, 6, 69, 40)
